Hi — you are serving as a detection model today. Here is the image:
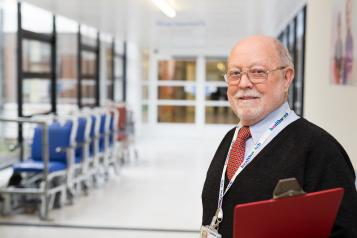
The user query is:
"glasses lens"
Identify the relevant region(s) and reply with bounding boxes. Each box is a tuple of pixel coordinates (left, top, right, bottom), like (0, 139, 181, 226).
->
(226, 70, 241, 83)
(249, 69, 267, 83)
(248, 69, 268, 79)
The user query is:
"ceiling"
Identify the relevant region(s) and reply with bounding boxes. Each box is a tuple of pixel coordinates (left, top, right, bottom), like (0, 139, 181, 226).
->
(18, 0, 306, 52)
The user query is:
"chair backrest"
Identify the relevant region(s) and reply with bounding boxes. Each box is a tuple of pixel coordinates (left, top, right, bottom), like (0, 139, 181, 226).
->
(99, 112, 108, 150)
(75, 117, 87, 159)
(117, 106, 126, 130)
(108, 107, 119, 146)
(31, 120, 73, 164)
(109, 113, 114, 145)
(89, 112, 100, 156)
(89, 115, 97, 156)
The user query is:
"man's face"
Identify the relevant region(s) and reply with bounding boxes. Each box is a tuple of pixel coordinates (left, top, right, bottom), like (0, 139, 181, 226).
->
(227, 37, 294, 126)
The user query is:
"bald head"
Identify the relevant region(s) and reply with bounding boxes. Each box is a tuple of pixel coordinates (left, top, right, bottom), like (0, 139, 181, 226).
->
(228, 35, 294, 70)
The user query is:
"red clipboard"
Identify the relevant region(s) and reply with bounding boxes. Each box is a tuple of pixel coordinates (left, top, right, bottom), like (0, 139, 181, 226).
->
(233, 187, 344, 238)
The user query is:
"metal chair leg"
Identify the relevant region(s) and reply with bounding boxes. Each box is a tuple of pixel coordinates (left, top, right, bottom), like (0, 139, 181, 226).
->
(2, 193, 11, 215)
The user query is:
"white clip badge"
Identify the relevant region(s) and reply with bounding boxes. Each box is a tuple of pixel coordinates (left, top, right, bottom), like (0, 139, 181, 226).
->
(200, 226, 222, 238)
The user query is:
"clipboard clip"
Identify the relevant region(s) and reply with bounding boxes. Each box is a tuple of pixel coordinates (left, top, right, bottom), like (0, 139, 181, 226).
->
(273, 178, 306, 199)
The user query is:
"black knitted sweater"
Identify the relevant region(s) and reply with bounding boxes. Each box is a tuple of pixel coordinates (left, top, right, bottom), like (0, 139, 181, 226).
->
(201, 118, 357, 238)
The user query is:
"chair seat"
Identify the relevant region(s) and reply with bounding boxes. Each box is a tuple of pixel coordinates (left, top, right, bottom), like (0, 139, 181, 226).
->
(75, 156, 82, 164)
(13, 160, 66, 173)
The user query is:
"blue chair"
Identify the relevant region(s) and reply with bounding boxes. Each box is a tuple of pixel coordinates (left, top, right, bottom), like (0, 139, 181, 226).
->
(75, 117, 87, 162)
(106, 108, 120, 175)
(86, 113, 101, 186)
(109, 114, 114, 145)
(2, 119, 76, 219)
(71, 116, 92, 195)
(89, 115, 98, 158)
(13, 121, 73, 173)
(97, 110, 113, 179)
(99, 113, 107, 153)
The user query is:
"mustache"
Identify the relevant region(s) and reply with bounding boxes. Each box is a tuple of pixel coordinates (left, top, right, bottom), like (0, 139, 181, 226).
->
(233, 90, 262, 98)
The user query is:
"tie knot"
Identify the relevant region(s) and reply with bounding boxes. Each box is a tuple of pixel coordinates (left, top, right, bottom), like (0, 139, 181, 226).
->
(238, 126, 251, 141)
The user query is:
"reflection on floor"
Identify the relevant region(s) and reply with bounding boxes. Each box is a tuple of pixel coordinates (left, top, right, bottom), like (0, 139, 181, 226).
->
(0, 136, 221, 238)
(0, 226, 196, 238)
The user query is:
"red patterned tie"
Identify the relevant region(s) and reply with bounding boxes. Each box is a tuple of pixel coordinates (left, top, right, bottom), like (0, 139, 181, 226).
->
(226, 126, 251, 180)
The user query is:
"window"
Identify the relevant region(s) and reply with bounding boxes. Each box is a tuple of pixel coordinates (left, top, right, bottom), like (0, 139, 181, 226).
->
(158, 106, 195, 123)
(57, 15, 78, 113)
(78, 25, 99, 108)
(278, 6, 306, 116)
(294, 9, 306, 116)
(158, 86, 196, 100)
(22, 40, 51, 73)
(141, 50, 149, 123)
(143, 56, 240, 125)
(205, 106, 237, 124)
(113, 41, 124, 102)
(19, 3, 55, 117)
(0, 2, 19, 167)
(103, 40, 113, 102)
(205, 58, 237, 124)
(82, 51, 96, 76)
(157, 59, 196, 123)
(158, 60, 196, 81)
(22, 79, 51, 115)
(21, 3, 52, 33)
(0, 1, 17, 119)
(206, 59, 226, 82)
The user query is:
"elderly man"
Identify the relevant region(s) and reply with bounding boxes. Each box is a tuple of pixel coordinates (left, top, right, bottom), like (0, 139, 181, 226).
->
(201, 35, 357, 238)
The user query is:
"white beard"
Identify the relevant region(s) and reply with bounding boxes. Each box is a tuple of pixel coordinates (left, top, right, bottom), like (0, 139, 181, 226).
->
(229, 85, 286, 125)
(236, 102, 263, 123)
(229, 89, 264, 125)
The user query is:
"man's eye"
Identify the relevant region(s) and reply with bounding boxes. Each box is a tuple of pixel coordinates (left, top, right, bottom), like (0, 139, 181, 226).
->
(230, 71, 241, 77)
(250, 69, 266, 74)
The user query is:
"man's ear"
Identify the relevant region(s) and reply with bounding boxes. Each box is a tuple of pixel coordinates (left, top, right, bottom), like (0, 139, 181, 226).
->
(284, 68, 295, 92)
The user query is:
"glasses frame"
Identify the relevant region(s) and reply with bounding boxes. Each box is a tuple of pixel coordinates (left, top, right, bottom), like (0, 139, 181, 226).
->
(224, 65, 288, 84)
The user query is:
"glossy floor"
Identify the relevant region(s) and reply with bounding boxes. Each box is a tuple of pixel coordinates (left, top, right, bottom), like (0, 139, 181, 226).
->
(0, 136, 222, 238)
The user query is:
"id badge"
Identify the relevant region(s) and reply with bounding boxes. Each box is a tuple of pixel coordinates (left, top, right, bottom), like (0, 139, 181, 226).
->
(200, 226, 222, 238)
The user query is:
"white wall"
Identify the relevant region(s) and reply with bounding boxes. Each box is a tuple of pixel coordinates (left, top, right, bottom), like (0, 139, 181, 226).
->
(126, 41, 143, 134)
(304, 0, 357, 168)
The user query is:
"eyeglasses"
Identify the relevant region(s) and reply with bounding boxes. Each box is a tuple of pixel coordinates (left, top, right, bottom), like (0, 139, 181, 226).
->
(224, 65, 288, 84)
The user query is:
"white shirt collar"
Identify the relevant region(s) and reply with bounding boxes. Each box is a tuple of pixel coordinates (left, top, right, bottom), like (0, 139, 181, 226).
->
(247, 102, 290, 144)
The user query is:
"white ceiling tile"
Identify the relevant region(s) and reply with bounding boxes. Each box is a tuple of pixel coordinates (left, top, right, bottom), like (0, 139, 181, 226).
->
(20, 0, 306, 51)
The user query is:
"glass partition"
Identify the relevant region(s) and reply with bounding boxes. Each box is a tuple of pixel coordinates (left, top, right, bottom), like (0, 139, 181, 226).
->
(22, 79, 51, 116)
(206, 59, 226, 81)
(158, 86, 196, 100)
(158, 60, 196, 81)
(158, 105, 195, 123)
(205, 106, 238, 124)
(56, 15, 78, 113)
(22, 39, 51, 73)
(157, 58, 196, 123)
(204, 58, 234, 124)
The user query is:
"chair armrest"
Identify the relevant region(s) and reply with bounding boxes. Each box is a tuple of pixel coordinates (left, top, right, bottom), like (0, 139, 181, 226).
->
(56, 144, 77, 153)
